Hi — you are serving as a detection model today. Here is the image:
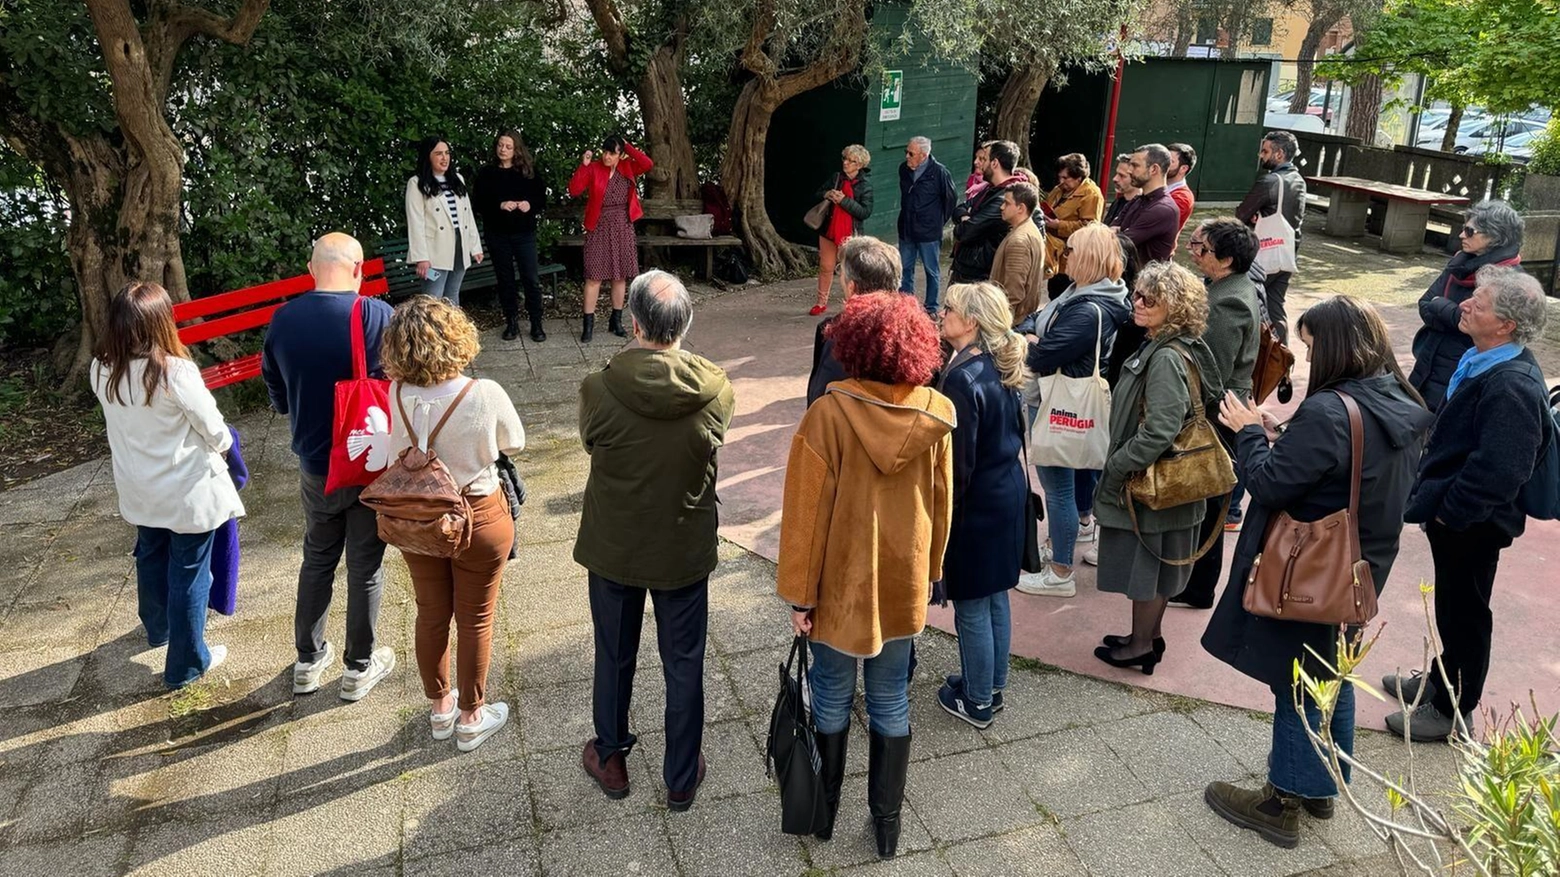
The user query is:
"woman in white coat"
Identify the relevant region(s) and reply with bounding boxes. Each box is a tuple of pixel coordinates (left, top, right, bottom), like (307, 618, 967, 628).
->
(92, 282, 244, 688)
(406, 137, 484, 305)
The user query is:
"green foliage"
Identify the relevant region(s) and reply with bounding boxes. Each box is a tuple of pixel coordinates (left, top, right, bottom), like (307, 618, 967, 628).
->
(0, 148, 77, 346)
(1527, 121, 1560, 177)
(1455, 711, 1560, 876)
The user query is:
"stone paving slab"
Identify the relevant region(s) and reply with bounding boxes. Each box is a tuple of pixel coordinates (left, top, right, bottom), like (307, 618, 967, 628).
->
(0, 276, 1473, 875)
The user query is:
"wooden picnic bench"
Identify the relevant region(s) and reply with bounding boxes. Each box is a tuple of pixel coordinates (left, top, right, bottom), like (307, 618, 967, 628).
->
(1307, 175, 1471, 254)
(375, 237, 564, 301)
(172, 258, 390, 390)
(554, 198, 743, 279)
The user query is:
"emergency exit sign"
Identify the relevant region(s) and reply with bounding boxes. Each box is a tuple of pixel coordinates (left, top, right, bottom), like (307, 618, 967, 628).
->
(880, 70, 903, 121)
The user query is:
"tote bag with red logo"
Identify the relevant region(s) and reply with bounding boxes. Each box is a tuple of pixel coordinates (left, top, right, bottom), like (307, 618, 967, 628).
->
(325, 295, 392, 494)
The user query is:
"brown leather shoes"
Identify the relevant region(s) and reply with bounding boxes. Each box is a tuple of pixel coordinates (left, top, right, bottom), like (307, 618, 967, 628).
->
(582, 738, 630, 799)
(667, 753, 707, 812)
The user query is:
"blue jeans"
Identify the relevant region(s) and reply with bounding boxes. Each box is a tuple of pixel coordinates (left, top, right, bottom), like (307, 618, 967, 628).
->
(1036, 465, 1084, 566)
(1075, 469, 1099, 518)
(953, 592, 1011, 707)
(898, 239, 942, 312)
(421, 229, 470, 306)
(135, 527, 218, 688)
(809, 638, 913, 737)
(1270, 681, 1355, 798)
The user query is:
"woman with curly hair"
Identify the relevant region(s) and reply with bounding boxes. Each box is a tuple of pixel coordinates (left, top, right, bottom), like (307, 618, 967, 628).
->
(810, 144, 875, 315)
(777, 293, 952, 859)
(934, 282, 1028, 730)
(1092, 261, 1222, 675)
(383, 296, 525, 752)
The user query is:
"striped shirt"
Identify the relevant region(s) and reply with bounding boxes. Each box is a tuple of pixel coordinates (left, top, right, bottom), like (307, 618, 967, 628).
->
(434, 175, 461, 228)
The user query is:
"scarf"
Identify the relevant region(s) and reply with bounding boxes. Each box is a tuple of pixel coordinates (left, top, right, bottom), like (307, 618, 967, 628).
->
(827, 175, 857, 245)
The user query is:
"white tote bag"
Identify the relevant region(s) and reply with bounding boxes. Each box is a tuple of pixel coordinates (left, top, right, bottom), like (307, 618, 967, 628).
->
(1030, 303, 1112, 470)
(1253, 177, 1298, 274)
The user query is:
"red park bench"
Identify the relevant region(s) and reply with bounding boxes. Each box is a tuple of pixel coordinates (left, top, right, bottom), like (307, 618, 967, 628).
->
(172, 257, 389, 389)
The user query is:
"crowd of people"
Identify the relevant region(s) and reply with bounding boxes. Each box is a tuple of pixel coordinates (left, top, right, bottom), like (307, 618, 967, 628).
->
(86, 127, 1553, 860)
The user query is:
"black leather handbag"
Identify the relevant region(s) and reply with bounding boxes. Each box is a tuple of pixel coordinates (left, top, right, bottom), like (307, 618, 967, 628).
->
(1018, 404, 1045, 574)
(765, 636, 829, 835)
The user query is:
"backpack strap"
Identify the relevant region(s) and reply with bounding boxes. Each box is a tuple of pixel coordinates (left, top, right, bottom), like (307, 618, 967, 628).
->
(426, 379, 477, 448)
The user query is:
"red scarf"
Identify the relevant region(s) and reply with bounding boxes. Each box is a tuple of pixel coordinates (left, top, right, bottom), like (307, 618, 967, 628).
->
(827, 176, 857, 245)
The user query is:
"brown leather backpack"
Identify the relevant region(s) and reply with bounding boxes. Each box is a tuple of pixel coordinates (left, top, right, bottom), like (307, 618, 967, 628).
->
(359, 381, 476, 559)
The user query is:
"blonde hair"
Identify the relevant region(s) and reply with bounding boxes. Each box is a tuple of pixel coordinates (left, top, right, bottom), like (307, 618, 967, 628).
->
(1063, 224, 1124, 287)
(842, 144, 872, 166)
(382, 295, 481, 386)
(944, 282, 1028, 389)
(1134, 261, 1208, 338)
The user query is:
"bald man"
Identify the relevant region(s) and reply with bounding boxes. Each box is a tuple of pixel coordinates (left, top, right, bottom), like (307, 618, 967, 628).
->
(262, 232, 398, 701)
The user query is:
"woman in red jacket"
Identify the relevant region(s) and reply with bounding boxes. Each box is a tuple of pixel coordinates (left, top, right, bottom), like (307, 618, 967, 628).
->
(568, 134, 654, 342)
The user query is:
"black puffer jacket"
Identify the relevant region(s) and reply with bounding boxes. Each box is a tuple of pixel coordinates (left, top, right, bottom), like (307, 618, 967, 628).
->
(1407, 245, 1522, 411)
(813, 168, 874, 236)
(1202, 374, 1433, 689)
(950, 178, 1018, 282)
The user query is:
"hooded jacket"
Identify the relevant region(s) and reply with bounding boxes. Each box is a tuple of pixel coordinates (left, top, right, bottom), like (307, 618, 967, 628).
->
(1407, 244, 1522, 411)
(1094, 333, 1223, 535)
(1026, 278, 1131, 381)
(776, 379, 955, 658)
(575, 346, 736, 589)
(1202, 374, 1433, 689)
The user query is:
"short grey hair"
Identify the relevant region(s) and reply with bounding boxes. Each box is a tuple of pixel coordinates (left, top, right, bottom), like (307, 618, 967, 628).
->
(1476, 264, 1548, 345)
(627, 269, 693, 345)
(1466, 199, 1525, 250)
(908, 136, 931, 155)
(839, 237, 901, 293)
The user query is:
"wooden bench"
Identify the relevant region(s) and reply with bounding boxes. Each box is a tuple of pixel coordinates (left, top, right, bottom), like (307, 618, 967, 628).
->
(172, 258, 390, 389)
(554, 198, 743, 279)
(376, 237, 563, 301)
(1307, 175, 1471, 254)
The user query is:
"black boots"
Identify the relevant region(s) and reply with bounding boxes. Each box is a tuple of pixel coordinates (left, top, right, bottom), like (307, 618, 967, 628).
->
(580, 313, 595, 343)
(867, 730, 911, 859)
(608, 308, 628, 337)
(502, 318, 520, 341)
(812, 729, 850, 841)
(529, 316, 546, 342)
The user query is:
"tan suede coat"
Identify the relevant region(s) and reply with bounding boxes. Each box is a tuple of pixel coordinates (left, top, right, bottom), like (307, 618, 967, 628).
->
(991, 218, 1048, 325)
(776, 379, 955, 658)
(1043, 178, 1105, 273)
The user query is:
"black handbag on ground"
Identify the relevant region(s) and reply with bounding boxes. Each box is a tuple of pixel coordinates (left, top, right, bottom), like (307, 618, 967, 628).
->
(765, 636, 829, 835)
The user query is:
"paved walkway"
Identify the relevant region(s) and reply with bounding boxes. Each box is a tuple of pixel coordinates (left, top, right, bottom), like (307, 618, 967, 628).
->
(0, 252, 1497, 876)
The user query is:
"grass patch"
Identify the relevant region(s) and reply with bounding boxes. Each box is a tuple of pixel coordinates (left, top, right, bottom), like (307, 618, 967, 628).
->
(168, 679, 221, 717)
(1009, 655, 1063, 675)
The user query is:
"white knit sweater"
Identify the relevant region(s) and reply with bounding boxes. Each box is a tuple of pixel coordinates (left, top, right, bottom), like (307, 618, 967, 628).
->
(387, 378, 524, 496)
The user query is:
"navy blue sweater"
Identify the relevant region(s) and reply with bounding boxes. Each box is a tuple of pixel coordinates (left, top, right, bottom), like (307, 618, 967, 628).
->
(1404, 347, 1548, 539)
(261, 290, 394, 476)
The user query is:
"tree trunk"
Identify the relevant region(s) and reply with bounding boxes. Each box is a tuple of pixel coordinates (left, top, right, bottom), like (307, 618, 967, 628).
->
(1172, 7, 1195, 57)
(1345, 73, 1382, 142)
(1440, 104, 1464, 152)
(636, 43, 699, 200)
(720, 80, 811, 276)
(1290, 18, 1331, 113)
(993, 64, 1049, 167)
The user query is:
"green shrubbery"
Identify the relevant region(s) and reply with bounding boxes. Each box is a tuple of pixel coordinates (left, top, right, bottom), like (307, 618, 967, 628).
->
(1525, 120, 1560, 177)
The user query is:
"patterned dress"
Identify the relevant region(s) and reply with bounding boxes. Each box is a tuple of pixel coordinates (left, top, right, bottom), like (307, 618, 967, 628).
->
(583, 173, 639, 282)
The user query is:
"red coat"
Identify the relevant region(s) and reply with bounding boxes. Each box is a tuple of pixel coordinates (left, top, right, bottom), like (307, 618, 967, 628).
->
(568, 143, 654, 232)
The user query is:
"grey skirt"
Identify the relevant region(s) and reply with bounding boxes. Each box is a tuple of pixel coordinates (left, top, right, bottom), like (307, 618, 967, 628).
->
(1095, 525, 1197, 601)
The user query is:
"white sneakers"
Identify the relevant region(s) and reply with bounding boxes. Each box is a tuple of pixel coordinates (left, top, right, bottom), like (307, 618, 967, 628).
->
(1077, 518, 1098, 543)
(1082, 545, 1099, 566)
(431, 691, 460, 741)
(1016, 566, 1077, 598)
(293, 641, 336, 694)
(456, 703, 510, 753)
(205, 644, 228, 674)
(339, 646, 397, 702)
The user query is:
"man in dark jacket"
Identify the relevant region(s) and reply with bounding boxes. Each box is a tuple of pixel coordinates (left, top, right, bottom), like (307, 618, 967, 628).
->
(951, 139, 1023, 283)
(809, 237, 901, 406)
(576, 269, 736, 810)
(1110, 143, 1182, 266)
(261, 233, 397, 702)
(1394, 266, 1550, 742)
(897, 136, 957, 314)
(1236, 131, 1307, 342)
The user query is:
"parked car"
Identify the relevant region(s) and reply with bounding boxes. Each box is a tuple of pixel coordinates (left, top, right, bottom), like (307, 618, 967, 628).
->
(1447, 117, 1545, 154)
(1267, 87, 1333, 124)
(1472, 127, 1539, 160)
(1262, 111, 1324, 133)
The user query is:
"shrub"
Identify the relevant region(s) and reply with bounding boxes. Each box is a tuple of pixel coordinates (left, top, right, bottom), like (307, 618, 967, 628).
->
(1526, 120, 1560, 177)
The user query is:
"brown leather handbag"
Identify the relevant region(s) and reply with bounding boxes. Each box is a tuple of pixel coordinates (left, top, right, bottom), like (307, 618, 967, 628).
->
(359, 381, 476, 559)
(1242, 391, 1379, 626)
(1250, 322, 1295, 405)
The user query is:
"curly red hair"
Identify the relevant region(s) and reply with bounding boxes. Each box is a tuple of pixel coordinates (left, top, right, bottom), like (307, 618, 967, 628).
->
(825, 292, 941, 386)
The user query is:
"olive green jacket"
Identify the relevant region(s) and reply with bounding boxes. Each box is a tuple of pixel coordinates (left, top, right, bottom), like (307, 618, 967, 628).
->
(1094, 333, 1223, 533)
(1202, 271, 1263, 407)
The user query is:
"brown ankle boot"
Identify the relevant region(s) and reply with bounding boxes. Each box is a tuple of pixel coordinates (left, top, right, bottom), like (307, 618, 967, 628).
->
(1203, 781, 1301, 848)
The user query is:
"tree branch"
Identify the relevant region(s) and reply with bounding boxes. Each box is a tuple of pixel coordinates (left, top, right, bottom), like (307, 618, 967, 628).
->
(148, 0, 272, 102)
(583, 0, 632, 74)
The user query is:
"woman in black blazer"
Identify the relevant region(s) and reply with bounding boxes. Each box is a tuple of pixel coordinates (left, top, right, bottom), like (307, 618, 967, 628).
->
(934, 281, 1028, 730)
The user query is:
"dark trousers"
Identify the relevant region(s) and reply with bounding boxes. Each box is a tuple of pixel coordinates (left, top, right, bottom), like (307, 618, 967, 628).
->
(296, 471, 387, 671)
(489, 230, 544, 323)
(1427, 520, 1511, 716)
(1180, 421, 1239, 605)
(588, 572, 708, 794)
(1262, 271, 1293, 343)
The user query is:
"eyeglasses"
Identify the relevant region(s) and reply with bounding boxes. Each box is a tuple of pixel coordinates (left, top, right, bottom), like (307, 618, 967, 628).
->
(1461, 225, 1483, 237)
(1187, 239, 1208, 255)
(1132, 292, 1161, 307)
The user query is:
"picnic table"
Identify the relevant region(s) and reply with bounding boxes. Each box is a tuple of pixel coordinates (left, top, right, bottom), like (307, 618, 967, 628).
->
(1307, 175, 1470, 254)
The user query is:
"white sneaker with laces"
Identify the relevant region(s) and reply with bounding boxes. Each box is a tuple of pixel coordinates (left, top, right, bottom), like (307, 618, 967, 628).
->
(205, 644, 227, 674)
(431, 691, 460, 741)
(339, 645, 396, 702)
(456, 702, 510, 753)
(293, 641, 336, 695)
(1016, 566, 1077, 598)
(1077, 519, 1097, 543)
(1082, 545, 1099, 566)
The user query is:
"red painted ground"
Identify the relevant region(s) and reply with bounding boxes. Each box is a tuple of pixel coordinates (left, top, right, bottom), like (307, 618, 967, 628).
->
(687, 279, 1560, 729)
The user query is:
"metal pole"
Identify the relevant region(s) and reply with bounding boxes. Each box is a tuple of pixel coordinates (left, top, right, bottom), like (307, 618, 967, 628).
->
(1101, 26, 1129, 173)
